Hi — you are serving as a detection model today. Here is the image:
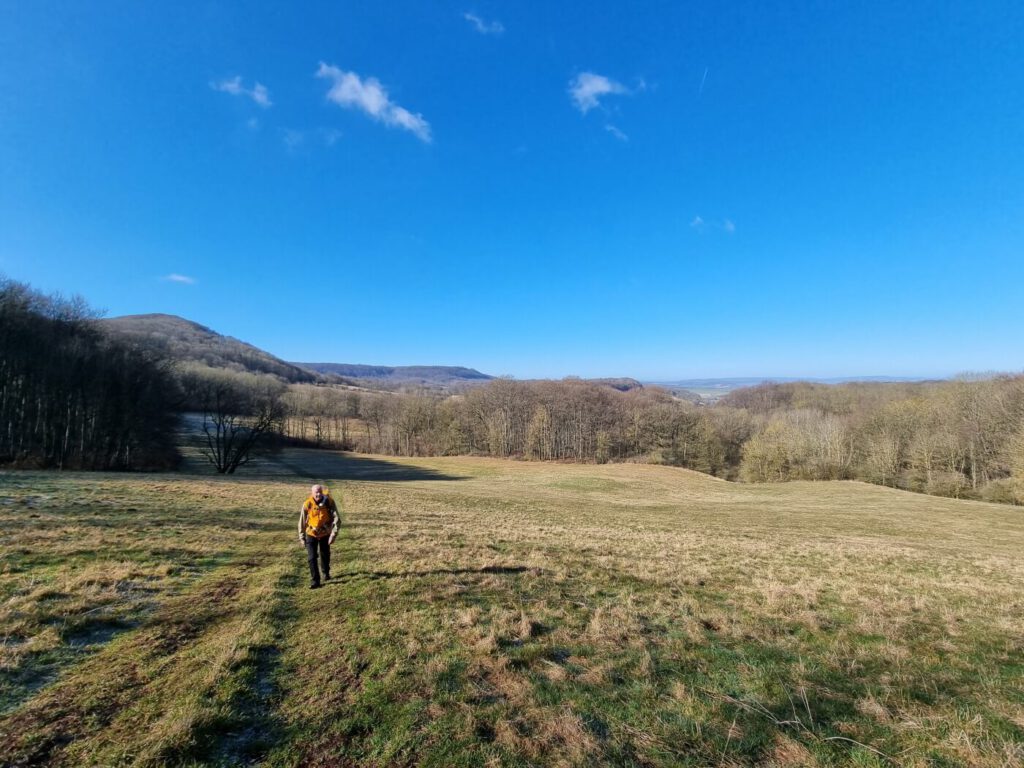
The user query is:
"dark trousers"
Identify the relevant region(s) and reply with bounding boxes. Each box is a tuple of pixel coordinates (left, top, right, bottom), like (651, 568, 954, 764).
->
(304, 535, 331, 584)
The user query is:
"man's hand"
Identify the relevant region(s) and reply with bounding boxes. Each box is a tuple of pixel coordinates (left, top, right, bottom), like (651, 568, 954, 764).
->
(299, 535, 306, 547)
(328, 534, 336, 545)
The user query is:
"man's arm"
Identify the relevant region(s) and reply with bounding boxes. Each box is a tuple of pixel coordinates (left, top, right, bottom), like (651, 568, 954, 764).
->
(298, 504, 307, 541)
(328, 496, 341, 542)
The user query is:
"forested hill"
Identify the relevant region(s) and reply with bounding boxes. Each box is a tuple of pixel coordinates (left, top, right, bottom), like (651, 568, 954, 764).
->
(101, 314, 493, 389)
(101, 313, 318, 383)
(296, 362, 492, 387)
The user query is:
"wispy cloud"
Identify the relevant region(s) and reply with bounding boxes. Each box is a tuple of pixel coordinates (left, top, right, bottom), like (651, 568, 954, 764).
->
(316, 63, 431, 143)
(464, 11, 503, 35)
(250, 83, 271, 108)
(210, 76, 272, 108)
(279, 127, 342, 152)
(568, 72, 629, 114)
(162, 273, 196, 285)
(282, 129, 304, 150)
(690, 216, 735, 234)
(604, 124, 628, 141)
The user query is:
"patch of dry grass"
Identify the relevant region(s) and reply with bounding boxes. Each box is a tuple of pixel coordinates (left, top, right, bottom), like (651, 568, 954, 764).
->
(1, 452, 1022, 766)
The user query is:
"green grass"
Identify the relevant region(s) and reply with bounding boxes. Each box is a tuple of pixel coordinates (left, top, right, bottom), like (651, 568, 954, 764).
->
(1, 450, 1022, 766)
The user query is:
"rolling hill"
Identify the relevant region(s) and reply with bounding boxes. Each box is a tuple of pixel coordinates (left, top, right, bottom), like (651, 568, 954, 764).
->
(100, 314, 319, 383)
(100, 314, 494, 390)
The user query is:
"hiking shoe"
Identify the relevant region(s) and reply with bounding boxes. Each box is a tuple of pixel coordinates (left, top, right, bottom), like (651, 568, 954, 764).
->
(310, 582, 321, 590)
(323, 573, 331, 581)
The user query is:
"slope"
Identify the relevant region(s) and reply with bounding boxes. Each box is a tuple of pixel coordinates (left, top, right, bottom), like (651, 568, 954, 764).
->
(1, 455, 1021, 766)
(100, 313, 318, 383)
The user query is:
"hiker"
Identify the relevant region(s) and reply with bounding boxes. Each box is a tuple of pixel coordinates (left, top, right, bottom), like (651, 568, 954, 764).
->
(298, 484, 340, 589)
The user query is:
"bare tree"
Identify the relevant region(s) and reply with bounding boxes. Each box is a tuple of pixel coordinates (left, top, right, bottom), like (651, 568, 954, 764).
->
(195, 374, 285, 474)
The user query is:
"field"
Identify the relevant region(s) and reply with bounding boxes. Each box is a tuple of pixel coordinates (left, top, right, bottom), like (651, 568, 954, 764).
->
(1, 450, 1022, 767)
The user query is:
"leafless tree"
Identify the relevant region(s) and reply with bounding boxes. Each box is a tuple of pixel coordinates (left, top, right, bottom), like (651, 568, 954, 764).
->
(193, 373, 285, 474)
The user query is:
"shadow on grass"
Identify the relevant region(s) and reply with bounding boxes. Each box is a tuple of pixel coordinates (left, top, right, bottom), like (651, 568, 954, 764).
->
(0, 615, 145, 717)
(261, 448, 469, 482)
(337, 565, 532, 581)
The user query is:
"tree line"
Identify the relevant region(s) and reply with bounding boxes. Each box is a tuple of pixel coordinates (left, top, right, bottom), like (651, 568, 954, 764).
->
(0, 279, 179, 470)
(728, 378, 1024, 502)
(5, 275, 1022, 501)
(282, 379, 748, 471)
(282, 376, 1024, 504)
(0, 278, 286, 472)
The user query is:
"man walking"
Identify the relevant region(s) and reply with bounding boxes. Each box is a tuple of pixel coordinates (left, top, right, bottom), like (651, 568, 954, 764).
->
(298, 484, 340, 589)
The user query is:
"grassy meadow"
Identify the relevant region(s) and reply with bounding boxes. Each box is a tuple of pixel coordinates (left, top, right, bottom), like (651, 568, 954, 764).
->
(0, 449, 1022, 767)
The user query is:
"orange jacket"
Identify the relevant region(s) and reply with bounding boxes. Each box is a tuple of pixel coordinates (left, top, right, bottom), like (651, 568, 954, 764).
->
(299, 493, 340, 539)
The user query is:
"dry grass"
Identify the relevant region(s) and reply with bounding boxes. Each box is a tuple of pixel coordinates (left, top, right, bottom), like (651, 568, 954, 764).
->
(1, 450, 1022, 766)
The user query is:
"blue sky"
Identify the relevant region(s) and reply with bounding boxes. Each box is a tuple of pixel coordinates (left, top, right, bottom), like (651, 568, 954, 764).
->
(2, 1, 1022, 379)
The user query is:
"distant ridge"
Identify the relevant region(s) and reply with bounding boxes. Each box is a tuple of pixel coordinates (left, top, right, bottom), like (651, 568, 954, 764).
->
(648, 376, 929, 390)
(296, 362, 493, 386)
(100, 313, 318, 383)
(647, 375, 934, 403)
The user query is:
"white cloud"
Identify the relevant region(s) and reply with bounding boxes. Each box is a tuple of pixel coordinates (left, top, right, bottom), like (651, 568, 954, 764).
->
(212, 75, 244, 96)
(690, 216, 705, 230)
(568, 72, 628, 114)
(723, 218, 735, 233)
(282, 129, 304, 150)
(321, 128, 343, 146)
(464, 12, 504, 35)
(210, 76, 272, 108)
(604, 124, 628, 141)
(250, 82, 271, 108)
(162, 274, 196, 285)
(316, 63, 431, 143)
